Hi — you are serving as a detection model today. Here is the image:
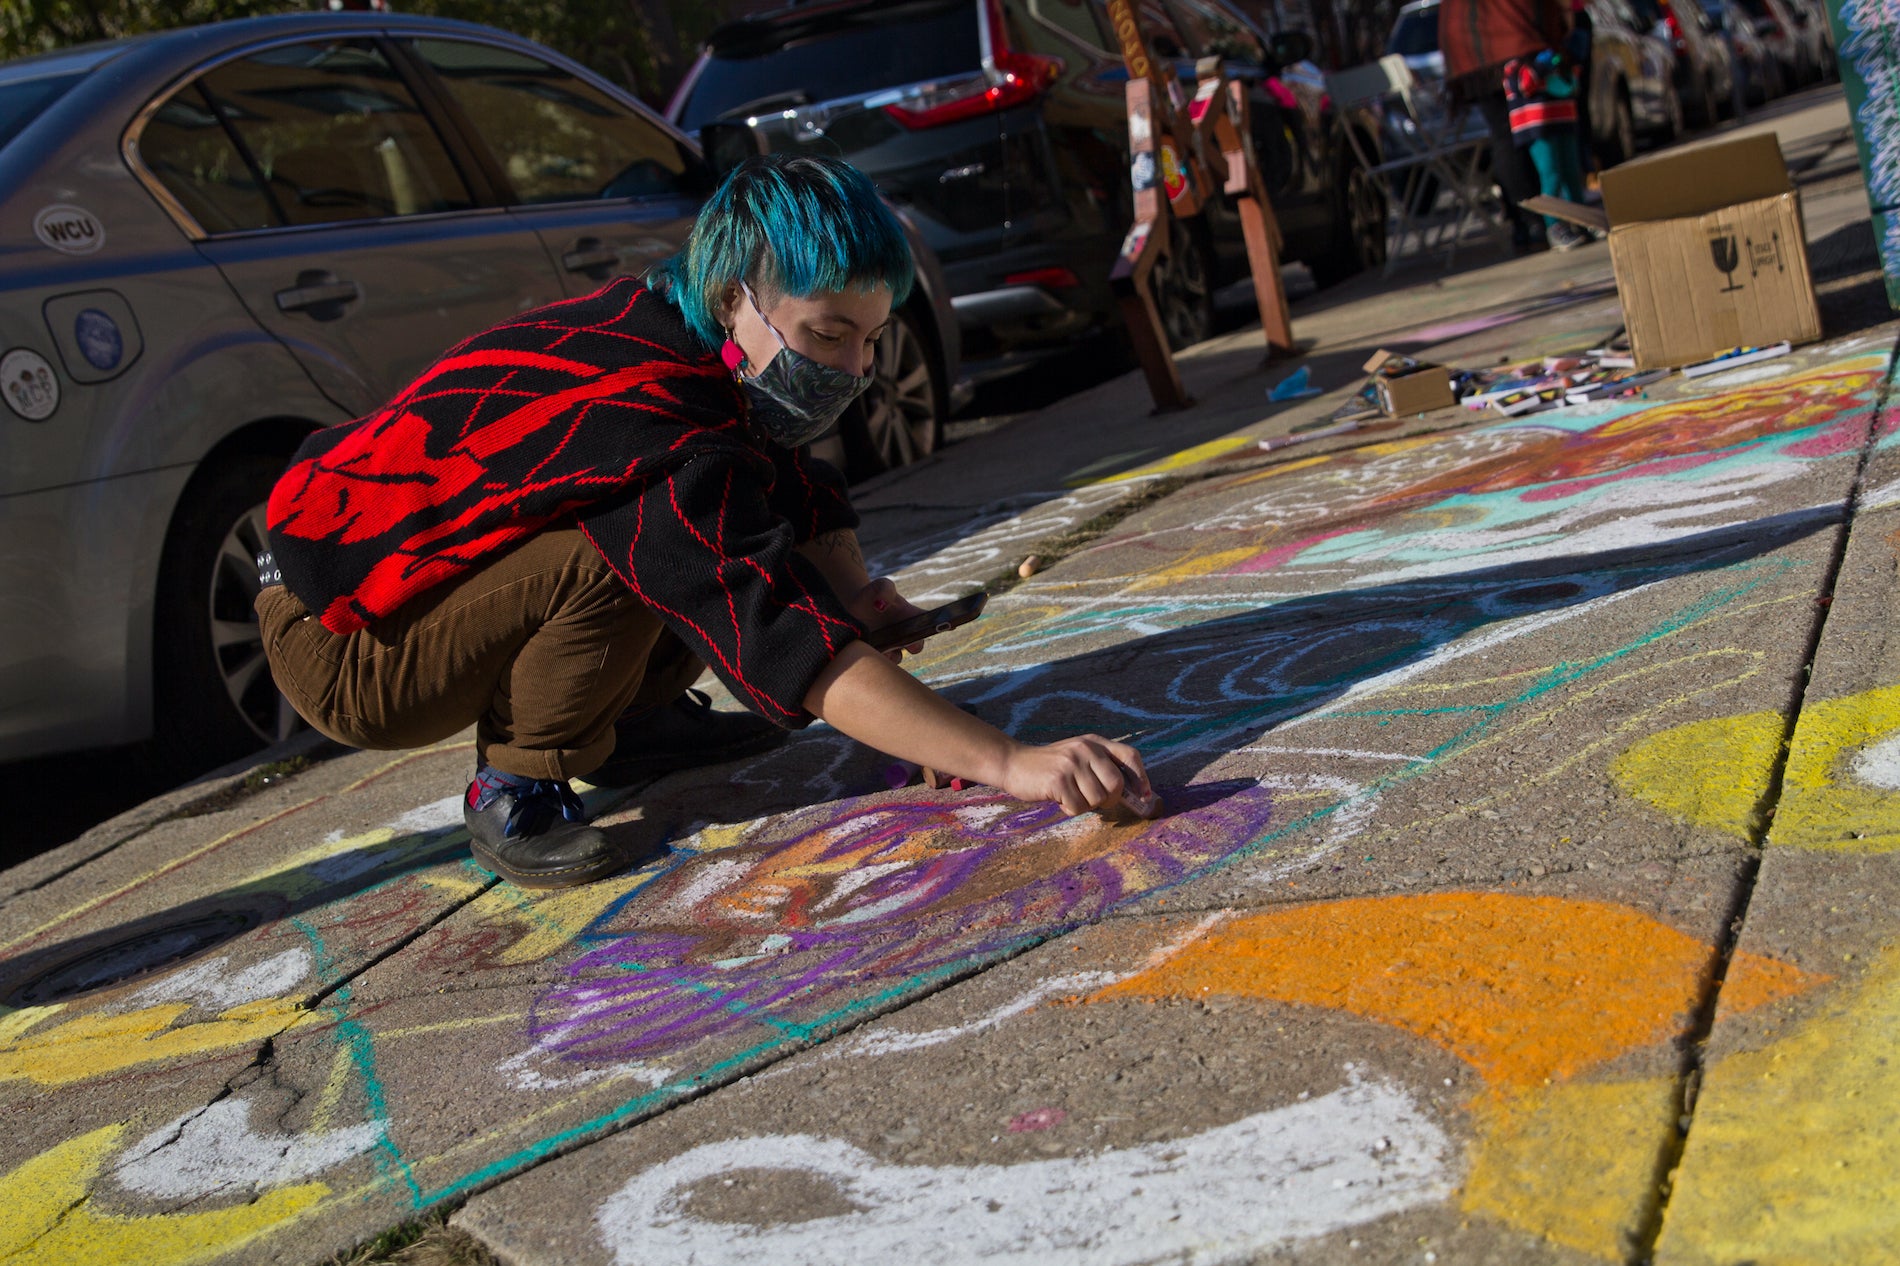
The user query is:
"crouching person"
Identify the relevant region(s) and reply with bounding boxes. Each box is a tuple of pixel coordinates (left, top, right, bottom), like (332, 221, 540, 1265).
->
(256, 153, 1150, 889)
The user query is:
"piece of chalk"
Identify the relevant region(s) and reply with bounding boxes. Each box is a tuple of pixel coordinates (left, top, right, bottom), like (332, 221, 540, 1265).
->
(921, 767, 949, 789)
(884, 761, 920, 790)
(1018, 554, 1042, 578)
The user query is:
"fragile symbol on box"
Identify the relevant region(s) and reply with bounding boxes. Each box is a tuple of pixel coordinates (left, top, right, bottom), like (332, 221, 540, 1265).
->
(1710, 233, 1743, 292)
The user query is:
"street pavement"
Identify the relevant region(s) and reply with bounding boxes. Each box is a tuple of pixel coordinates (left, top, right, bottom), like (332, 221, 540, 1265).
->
(0, 86, 1892, 1265)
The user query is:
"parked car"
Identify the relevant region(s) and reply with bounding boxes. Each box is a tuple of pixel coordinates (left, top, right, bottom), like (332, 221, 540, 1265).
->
(1701, 0, 1784, 105)
(1733, 0, 1831, 88)
(0, 11, 959, 772)
(1646, 0, 1735, 125)
(669, 0, 1387, 372)
(1585, 0, 1685, 164)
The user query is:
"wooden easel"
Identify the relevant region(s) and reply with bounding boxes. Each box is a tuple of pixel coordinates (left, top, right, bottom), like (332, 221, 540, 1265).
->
(1102, 1, 1296, 411)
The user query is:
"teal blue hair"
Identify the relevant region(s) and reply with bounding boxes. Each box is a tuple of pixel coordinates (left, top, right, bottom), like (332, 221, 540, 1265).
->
(651, 153, 915, 348)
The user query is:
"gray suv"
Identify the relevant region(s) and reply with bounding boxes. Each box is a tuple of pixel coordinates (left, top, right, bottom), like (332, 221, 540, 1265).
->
(0, 14, 784, 771)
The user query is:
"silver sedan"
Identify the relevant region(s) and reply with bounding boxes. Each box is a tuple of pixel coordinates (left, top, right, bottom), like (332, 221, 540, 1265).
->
(0, 13, 726, 770)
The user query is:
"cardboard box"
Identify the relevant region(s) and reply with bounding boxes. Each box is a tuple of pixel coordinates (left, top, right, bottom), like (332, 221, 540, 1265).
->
(1527, 133, 1820, 369)
(1374, 367, 1455, 415)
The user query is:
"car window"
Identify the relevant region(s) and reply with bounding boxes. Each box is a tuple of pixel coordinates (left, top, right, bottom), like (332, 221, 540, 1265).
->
(1028, 0, 1116, 54)
(1165, 0, 1268, 63)
(677, 0, 981, 131)
(137, 91, 277, 234)
(0, 72, 82, 152)
(412, 39, 691, 205)
(191, 40, 472, 228)
(1388, 6, 1441, 55)
(1113, 0, 1191, 60)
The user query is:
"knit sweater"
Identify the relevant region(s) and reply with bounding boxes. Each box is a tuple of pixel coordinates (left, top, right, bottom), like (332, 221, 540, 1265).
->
(266, 278, 864, 727)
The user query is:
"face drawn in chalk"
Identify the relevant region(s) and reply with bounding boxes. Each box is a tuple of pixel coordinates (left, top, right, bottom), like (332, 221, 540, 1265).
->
(594, 1077, 1453, 1266)
(527, 783, 1275, 1065)
(33, 204, 104, 255)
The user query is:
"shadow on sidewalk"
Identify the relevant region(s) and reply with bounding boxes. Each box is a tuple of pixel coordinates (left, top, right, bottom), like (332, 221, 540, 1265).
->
(0, 504, 1836, 1012)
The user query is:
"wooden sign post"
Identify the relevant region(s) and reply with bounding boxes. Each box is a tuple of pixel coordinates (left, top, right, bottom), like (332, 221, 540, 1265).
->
(1190, 60, 1295, 357)
(1102, 0, 1298, 412)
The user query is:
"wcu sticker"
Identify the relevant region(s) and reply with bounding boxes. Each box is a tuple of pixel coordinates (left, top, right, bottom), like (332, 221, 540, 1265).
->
(33, 205, 104, 256)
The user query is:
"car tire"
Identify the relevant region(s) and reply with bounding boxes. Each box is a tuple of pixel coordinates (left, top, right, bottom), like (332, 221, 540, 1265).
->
(1692, 72, 1720, 127)
(1659, 81, 1684, 142)
(1150, 214, 1215, 350)
(840, 305, 944, 480)
(152, 451, 305, 774)
(1599, 83, 1637, 168)
(1311, 149, 1387, 288)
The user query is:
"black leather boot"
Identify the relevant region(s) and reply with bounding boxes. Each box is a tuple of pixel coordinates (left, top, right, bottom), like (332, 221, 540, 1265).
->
(584, 689, 787, 787)
(463, 768, 627, 888)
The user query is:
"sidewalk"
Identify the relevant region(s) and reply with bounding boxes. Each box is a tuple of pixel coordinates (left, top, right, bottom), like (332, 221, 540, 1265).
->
(0, 87, 1892, 1266)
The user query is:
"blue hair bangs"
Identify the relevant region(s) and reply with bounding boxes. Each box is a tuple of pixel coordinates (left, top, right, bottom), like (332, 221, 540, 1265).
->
(651, 153, 915, 348)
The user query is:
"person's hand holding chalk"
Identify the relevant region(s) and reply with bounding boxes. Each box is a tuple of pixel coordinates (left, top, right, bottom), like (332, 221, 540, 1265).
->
(993, 734, 1153, 818)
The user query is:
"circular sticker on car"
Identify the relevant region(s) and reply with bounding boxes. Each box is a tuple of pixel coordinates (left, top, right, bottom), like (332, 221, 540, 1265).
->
(73, 308, 123, 371)
(1, 348, 59, 420)
(33, 205, 104, 255)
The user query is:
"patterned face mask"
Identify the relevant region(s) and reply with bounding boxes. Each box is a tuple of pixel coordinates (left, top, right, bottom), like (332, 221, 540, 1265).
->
(726, 281, 875, 448)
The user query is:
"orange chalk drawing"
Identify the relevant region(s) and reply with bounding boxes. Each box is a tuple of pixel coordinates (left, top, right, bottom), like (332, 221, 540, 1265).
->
(1093, 892, 1820, 1086)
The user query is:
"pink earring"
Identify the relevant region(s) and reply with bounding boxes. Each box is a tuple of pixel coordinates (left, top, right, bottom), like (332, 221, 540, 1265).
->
(720, 329, 745, 378)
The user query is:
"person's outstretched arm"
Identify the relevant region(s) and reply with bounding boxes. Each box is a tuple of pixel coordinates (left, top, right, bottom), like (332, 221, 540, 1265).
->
(804, 641, 1150, 816)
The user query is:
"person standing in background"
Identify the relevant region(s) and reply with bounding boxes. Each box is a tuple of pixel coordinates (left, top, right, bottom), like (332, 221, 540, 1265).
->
(1440, 0, 1574, 251)
(1503, 49, 1595, 249)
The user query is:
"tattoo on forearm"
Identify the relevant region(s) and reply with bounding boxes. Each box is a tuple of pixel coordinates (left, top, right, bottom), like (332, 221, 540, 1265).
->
(812, 529, 864, 572)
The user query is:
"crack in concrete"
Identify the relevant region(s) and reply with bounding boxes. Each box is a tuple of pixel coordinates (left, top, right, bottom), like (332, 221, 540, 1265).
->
(1627, 336, 1899, 1264)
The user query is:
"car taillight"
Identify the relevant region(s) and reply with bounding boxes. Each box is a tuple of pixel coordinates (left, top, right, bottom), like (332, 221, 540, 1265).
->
(882, 0, 1063, 129)
(1004, 266, 1082, 288)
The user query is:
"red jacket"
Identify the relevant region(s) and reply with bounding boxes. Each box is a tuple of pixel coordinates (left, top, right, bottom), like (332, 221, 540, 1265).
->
(267, 279, 864, 727)
(1441, 0, 1570, 81)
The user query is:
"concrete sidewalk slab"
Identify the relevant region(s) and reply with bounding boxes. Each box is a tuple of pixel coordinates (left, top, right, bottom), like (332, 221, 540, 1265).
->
(1652, 419, 1900, 1264)
(456, 854, 1813, 1265)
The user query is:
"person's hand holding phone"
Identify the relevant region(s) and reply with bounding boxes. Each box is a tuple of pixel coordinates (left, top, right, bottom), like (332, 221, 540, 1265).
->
(847, 577, 929, 662)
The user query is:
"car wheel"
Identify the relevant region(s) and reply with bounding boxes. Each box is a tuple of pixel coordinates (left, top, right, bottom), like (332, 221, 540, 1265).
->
(1660, 81, 1684, 142)
(153, 451, 304, 773)
(1311, 152, 1387, 288)
(1694, 72, 1720, 127)
(1151, 215, 1214, 350)
(841, 306, 944, 479)
(1600, 84, 1637, 168)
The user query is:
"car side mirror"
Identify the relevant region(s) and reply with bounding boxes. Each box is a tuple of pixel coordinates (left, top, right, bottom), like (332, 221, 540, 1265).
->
(699, 121, 764, 180)
(1266, 30, 1315, 68)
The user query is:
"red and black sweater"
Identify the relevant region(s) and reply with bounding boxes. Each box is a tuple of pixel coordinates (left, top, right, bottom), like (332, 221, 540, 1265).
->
(266, 278, 864, 727)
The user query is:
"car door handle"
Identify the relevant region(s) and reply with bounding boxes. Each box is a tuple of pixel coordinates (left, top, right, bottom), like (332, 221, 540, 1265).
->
(561, 240, 621, 273)
(275, 273, 362, 314)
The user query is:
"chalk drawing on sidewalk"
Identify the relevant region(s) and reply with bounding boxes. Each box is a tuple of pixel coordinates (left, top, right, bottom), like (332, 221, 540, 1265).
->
(528, 784, 1278, 1067)
(1614, 684, 1900, 850)
(1087, 893, 1824, 1260)
(594, 1076, 1452, 1266)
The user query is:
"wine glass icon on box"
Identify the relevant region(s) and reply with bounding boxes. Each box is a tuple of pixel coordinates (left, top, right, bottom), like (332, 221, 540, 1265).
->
(1710, 233, 1745, 293)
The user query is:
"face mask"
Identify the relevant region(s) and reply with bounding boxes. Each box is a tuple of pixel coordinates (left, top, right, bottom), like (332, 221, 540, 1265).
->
(725, 281, 875, 448)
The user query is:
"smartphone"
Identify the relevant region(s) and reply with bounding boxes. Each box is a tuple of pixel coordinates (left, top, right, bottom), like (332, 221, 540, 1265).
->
(865, 591, 989, 651)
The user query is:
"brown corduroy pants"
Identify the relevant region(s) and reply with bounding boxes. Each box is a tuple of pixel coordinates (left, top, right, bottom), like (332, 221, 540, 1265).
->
(256, 529, 703, 781)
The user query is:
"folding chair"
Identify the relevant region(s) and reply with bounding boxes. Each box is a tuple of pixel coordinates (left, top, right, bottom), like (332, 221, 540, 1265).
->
(1324, 55, 1506, 276)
